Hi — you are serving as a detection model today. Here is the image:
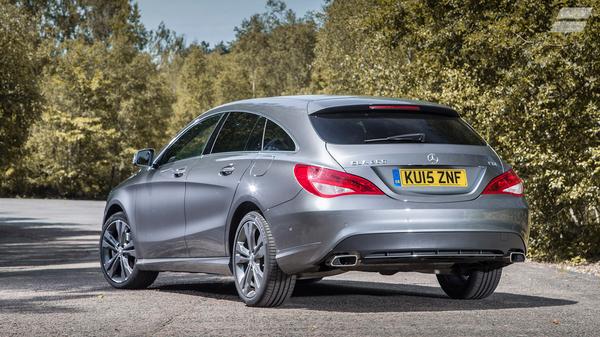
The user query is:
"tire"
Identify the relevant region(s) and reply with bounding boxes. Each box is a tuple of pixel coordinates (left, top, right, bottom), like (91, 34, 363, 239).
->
(436, 267, 502, 299)
(99, 212, 158, 289)
(232, 211, 296, 307)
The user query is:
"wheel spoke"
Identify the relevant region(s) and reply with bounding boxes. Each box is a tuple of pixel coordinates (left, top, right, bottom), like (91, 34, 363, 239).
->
(243, 222, 253, 251)
(246, 266, 255, 291)
(122, 249, 136, 258)
(236, 242, 250, 257)
(121, 255, 133, 277)
(241, 265, 252, 294)
(103, 232, 119, 250)
(104, 254, 117, 271)
(253, 265, 263, 288)
(254, 245, 266, 259)
(235, 254, 249, 265)
(116, 220, 125, 244)
(249, 225, 257, 252)
(106, 254, 119, 277)
(119, 255, 127, 279)
(254, 235, 265, 254)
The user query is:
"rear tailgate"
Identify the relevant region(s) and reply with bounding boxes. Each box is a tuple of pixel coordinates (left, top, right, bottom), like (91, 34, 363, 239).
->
(326, 143, 502, 202)
(310, 106, 504, 202)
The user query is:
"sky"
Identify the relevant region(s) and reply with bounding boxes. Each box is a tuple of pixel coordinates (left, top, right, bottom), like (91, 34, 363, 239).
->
(136, 0, 325, 46)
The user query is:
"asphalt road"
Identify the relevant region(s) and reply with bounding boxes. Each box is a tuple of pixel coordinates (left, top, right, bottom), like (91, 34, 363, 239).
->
(0, 198, 599, 337)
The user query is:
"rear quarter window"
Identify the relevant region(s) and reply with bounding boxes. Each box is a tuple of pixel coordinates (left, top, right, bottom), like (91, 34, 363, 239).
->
(309, 111, 486, 146)
(263, 120, 296, 151)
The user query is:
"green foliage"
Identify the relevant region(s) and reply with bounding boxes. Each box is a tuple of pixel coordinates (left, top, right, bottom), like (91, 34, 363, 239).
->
(0, 1, 41, 179)
(24, 38, 173, 198)
(313, 0, 600, 260)
(169, 45, 217, 133)
(168, 0, 317, 132)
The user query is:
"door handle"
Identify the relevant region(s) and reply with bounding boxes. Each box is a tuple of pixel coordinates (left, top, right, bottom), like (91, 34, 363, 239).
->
(219, 165, 235, 176)
(173, 168, 186, 178)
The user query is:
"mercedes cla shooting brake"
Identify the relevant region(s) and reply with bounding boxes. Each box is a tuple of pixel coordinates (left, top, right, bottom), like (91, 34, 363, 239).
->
(100, 95, 528, 307)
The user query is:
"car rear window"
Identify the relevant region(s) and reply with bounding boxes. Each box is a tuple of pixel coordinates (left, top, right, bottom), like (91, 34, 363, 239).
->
(309, 111, 486, 145)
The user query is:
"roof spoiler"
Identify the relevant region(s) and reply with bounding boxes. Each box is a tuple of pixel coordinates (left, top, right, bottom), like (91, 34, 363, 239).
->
(310, 104, 459, 117)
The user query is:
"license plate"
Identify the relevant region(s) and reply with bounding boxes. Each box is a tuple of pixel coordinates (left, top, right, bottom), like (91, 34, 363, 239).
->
(392, 168, 467, 187)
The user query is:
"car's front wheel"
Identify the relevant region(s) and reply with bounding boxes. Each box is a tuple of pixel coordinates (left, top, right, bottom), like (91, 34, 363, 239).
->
(100, 212, 158, 289)
(436, 267, 502, 299)
(232, 211, 296, 307)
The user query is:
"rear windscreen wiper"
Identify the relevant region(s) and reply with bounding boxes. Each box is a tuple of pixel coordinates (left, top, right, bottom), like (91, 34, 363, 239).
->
(364, 133, 426, 143)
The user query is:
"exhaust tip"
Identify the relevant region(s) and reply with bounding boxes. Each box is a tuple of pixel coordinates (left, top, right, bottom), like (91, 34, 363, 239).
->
(510, 252, 526, 263)
(328, 254, 359, 267)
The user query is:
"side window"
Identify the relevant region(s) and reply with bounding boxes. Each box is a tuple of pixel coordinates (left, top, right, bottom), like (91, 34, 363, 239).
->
(157, 114, 221, 165)
(263, 120, 295, 151)
(211, 112, 260, 153)
(245, 117, 266, 151)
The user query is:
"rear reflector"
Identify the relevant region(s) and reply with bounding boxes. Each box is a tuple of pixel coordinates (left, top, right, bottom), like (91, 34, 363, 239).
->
(294, 164, 384, 198)
(368, 105, 421, 111)
(482, 169, 524, 196)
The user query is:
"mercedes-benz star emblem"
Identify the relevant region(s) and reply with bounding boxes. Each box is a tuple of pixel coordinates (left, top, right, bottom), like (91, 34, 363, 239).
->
(427, 153, 439, 164)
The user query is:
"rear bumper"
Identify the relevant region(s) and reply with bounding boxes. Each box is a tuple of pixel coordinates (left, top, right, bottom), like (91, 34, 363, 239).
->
(266, 191, 529, 274)
(329, 231, 525, 266)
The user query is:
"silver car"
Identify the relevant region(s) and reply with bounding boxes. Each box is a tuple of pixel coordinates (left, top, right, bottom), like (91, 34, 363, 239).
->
(100, 95, 528, 307)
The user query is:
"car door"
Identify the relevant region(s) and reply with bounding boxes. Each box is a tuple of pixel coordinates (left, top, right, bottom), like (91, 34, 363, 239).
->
(134, 114, 223, 259)
(185, 111, 264, 257)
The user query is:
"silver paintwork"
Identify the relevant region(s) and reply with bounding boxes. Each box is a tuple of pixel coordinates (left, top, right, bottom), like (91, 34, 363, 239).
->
(103, 95, 529, 278)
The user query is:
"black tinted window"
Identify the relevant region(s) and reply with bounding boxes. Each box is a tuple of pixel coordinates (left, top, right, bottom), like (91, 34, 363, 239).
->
(158, 114, 221, 165)
(245, 117, 266, 151)
(310, 112, 485, 145)
(211, 112, 260, 153)
(263, 120, 295, 151)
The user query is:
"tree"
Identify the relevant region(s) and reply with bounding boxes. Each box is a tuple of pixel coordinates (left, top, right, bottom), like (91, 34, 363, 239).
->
(313, 0, 600, 260)
(232, 0, 317, 97)
(0, 1, 41, 188)
(169, 44, 216, 133)
(168, 0, 318, 133)
(22, 0, 174, 198)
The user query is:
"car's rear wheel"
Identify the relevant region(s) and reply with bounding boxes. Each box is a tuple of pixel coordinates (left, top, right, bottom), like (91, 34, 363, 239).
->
(436, 267, 502, 299)
(100, 212, 158, 289)
(232, 211, 296, 307)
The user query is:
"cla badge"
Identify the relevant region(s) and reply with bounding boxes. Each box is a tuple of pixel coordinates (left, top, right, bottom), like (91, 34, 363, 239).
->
(350, 159, 388, 166)
(427, 153, 439, 164)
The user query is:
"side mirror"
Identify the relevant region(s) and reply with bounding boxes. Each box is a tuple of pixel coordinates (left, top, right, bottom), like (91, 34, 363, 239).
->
(132, 148, 154, 167)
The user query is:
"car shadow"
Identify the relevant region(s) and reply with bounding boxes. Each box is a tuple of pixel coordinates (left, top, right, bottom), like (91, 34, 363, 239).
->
(0, 293, 98, 314)
(0, 217, 99, 268)
(154, 276, 577, 313)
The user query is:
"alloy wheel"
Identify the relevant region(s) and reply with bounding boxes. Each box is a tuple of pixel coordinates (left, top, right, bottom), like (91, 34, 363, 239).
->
(101, 219, 136, 283)
(234, 220, 266, 298)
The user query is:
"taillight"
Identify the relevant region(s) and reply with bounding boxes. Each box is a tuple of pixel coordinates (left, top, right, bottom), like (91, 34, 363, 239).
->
(482, 169, 524, 196)
(293, 164, 384, 198)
